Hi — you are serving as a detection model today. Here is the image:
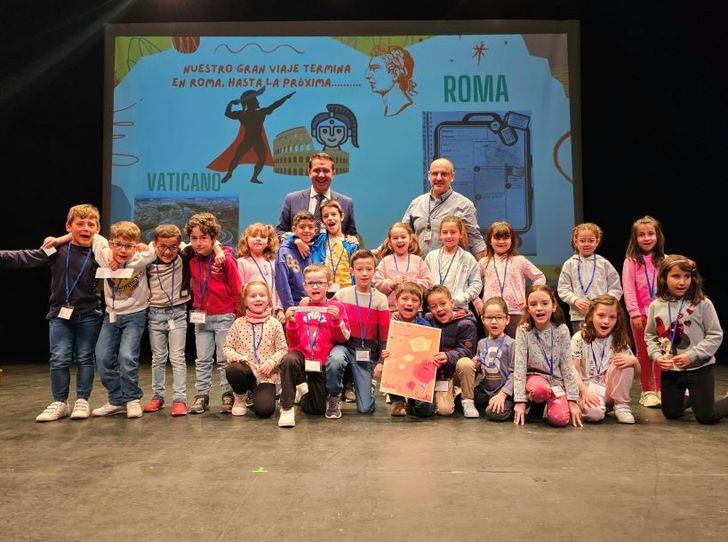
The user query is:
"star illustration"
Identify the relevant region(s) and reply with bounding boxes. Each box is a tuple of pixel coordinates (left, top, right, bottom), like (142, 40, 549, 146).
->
(473, 40, 488, 65)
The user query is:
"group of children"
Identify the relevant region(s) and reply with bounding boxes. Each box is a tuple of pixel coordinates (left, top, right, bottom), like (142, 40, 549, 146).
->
(2, 195, 726, 428)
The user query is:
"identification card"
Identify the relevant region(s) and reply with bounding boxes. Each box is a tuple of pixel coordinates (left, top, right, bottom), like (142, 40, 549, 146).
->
(96, 268, 134, 279)
(305, 359, 321, 373)
(42, 246, 57, 256)
(434, 380, 450, 392)
(587, 381, 607, 398)
(108, 310, 117, 324)
(355, 348, 370, 362)
(422, 229, 432, 242)
(551, 385, 565, 398)
(190, 310, 207, 324)
(168, 318, 176, 331)
(58, 305, 74, 320)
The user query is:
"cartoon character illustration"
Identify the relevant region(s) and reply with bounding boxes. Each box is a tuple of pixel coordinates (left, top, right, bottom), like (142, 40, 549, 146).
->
(655, 309, 693, 354)
(208, 87, 295, 184)
(310, 104, 359, 151)
(365, 45, 417, 117)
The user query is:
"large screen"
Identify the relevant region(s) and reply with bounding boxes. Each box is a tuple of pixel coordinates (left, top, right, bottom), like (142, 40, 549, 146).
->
(105, 21, 581, 277)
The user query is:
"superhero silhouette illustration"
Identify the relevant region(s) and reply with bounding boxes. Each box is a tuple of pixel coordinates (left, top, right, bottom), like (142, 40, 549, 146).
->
(208, 87, 295, 184)
(310, 104, 359, 151)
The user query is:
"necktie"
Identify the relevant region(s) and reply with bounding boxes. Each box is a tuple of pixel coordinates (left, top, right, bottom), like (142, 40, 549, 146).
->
(313, 193, 325, 231)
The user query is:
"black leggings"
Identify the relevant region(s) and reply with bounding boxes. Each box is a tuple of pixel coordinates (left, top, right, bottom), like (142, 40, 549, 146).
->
(278, 350, 327, 415)
(224, 363, 276, 418)
(661, 365, 726, 425)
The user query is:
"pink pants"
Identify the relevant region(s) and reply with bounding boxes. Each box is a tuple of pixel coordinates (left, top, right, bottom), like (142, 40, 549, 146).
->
(525, 375, 570, 427)
(579, 365, 635, 422)
(631, 315, 661, 392)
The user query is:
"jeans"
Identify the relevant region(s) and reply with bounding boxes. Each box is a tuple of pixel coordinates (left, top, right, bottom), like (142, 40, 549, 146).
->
(326, 345, 375, 413)
(95, 309, 147, 405)
(148, 306, 188, 403)
(194, 313, 235, 396)
(47, 311, 102, 401)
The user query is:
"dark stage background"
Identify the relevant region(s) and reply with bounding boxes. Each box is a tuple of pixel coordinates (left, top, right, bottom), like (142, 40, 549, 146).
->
(1, 1, 724, 361)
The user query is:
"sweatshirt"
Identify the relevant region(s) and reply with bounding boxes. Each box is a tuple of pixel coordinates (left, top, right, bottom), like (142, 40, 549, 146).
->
(147, 247, 193, 309)
(558, 254, 622, 321)
(222, 316, 288, 384)
(475, 334, 516, 396)
(275, 237, 311, 310)
(425, 247, 482, 311)
(570, 331, 634, 382)
(622, 254, 658, 318)
(424, 309, 477, 380)
(285, 300, 350, 365)
(189, 246, 242, 316)
(237, 255, 282, 311)
(333, 286, 390, 360)
(373, 254, 432, 311)
(478, 254, 545, 314)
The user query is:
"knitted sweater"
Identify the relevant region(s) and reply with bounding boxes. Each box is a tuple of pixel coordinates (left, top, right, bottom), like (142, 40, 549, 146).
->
(222, 316, 287, 384)
(479, 254, 545, 314)
(373, 254, 432, 311)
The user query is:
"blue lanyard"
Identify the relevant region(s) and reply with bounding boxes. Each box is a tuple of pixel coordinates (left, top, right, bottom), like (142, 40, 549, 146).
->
(251, 322, 265, 365)
(155, 259, 176, 309)
(250, 256, 274, 290)
(492, 256, 510, 297)
(667, 298, 687, 353)
(589, 337, 609, 376)
(427, 191, 452, 228)
(326, 234, 347, 278)
(536, 328, 555, 376)
(355, 289, 373, 348)
(195, 255, 214, 310)
(478, 334, 506, 369)
(577, 255, 597, 296)
(438, 249, 458, 284)
(643, 263, 656, 300)
(393, 253, 410, 273)
(65, 244, 92, 305)
(106, 263, 126, 311)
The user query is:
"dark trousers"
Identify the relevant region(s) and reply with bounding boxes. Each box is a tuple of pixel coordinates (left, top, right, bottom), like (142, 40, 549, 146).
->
(474, 385, 514, 421)
(388, 394, 436, 417)
(224, 364, 276, 418)
(279, 350, 327, 415)
(661, 365, 726, 425)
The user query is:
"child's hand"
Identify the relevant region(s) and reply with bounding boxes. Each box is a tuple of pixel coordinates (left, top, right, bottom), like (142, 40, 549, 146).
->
(259, 362, 274, 376)
(581, 390, 602, 408)
(275, 309, 286, 325)
(391, 312, 401, 321)
(671, 353, 691, 368)
(108, 259, 121, 271)
(433, 353, 447, 367)
(380, 349, 390, 359)
(327, 305, 340, 320)
(294, 238, 311, 258)
(226, 356, 240, 364)
(373, 362, 383, 379)
(655, 355, 674, 370)
(612, 352, 637, 369)
(213, 243, 225, 266)
(631, 315, 644, 330)
(488, 391, 507, 414)
(345, 235, 359, 246)
(513, 403, 527, 425)
(575, 298, 591, 312)
(299, 296, 311, 306)
(135, 243, 148, 252)
(472, 298, 483, 317)
(285, 308, 297, 323)
(393, 275, 405, 285)
(569, 401, 583, 428)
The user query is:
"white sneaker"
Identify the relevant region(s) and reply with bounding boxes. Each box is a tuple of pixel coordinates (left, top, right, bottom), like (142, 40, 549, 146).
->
(70, 398, 90, 420)
(278, 407, 295, 427)
(642, 391, 661, 408)
(385, 394, 392, 404)
(614, 404, 635, 424)
(232, 394, 248, 416)
(36, 401, 69, 422)
(126, 400, 143, 418)
(462, 398, 480, 418)
(294, 382, 308, 405)
(92, 402, 126, 417)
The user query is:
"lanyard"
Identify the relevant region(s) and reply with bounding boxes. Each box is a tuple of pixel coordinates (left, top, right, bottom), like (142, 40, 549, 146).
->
(667, 298, 687, 352)
(478, 334, 506, 368)
(65, 244, 92, 305)
(427, 191, 452, 228)
(643, 263, 656, 300)
(155, 259, 176, 309)
(577, 255, 597, 296)
(536, 328, 555, 376)
(589, 336, 609, 376)
(492, 256, 510, 297)
(195, 254, 214, 310)
(355, 289, 373, 348)
(438, 249, 458, 284)
(107, 264, 126, 312)
(393, 253, 410, 273)
(251, 322, 265, 365)
(326, 234, 347, 278)
(250, 256, 274, 290)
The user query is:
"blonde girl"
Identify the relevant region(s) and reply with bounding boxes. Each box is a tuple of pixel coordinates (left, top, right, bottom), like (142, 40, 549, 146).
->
(237, 222, 284, 322)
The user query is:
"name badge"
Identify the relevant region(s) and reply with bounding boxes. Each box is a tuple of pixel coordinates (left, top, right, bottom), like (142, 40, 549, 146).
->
(587, 381, 607, 398)
(422, 229, 432, 242)
(551, 385, 565, 398)
(108, 310, 117, 323)
(58, 305, 74, 320)
(42, 246, 57, 256)
(96, 268, 134, 279)
(434, 380, 450, 392)
(190, 310, 207, 324)
(168, 318, 176, 331)
(305, 359, 321, 373)
(355, 348, 370, 362)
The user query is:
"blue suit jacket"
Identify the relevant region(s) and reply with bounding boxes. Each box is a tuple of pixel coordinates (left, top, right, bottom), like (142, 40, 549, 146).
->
(276, 188, 357, 238)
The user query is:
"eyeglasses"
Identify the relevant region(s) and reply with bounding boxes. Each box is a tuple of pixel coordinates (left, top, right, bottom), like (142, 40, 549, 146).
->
(109, 241, 135, 250)
(158, 245, 180, 253)
(305, 281, 327, 288)
(483, 315, 508, 322)
(429, 171, 452, 178)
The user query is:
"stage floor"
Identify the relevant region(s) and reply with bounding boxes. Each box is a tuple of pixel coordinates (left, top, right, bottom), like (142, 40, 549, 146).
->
(1, 362, 727, 541)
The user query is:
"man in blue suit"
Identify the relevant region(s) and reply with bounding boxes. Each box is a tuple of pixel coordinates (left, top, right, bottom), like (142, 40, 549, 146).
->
(277, 152, 358, 248)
